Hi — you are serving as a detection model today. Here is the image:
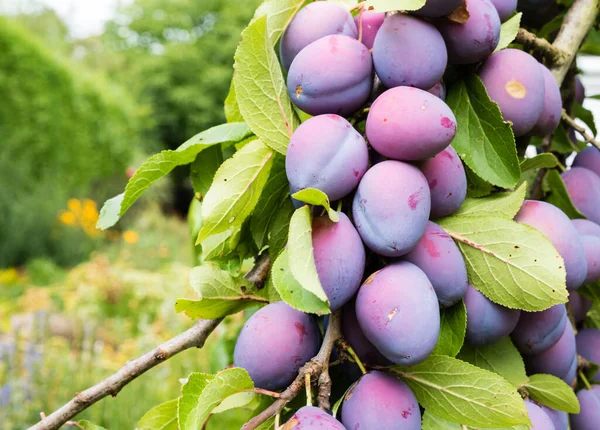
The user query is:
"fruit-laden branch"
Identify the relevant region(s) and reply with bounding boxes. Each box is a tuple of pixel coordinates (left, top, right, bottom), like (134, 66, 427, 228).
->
(29, 254, 272, 430)
(241, 310, 343, 430)
(515, 28, 568, 66)
(562, 110, 600, 150)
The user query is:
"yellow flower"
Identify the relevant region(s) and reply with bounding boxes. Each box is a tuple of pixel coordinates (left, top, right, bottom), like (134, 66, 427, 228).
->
(123, 230, 139, 244)
(67, 198, 82, 214)
(0, 268, 20, 285)
(59, 211, 76, 226)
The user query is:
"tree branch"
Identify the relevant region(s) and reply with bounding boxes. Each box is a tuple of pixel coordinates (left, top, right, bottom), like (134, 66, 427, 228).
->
(31, 255, 272, 430)
(515, 28, 568, 65)
(562, 110, 600, 150)
(242, 310, 342, 430)
(551, 0, 600, 84)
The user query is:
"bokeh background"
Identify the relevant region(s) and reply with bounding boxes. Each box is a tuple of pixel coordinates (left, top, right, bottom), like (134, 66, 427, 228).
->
(1, 1, 599, 428)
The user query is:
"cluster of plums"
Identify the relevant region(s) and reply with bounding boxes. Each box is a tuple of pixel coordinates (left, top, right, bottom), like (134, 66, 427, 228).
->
(231, 0, 600, 428)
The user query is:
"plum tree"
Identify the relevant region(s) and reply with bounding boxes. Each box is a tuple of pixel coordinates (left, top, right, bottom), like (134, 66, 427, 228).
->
(573, 218, 600, 238)
(372, 14, 447, 89)
(569, 291, 593, 324)
(312, 213, 366, 311)
(490, 0, 518, 21)
(562, 167, 600, 224)
(352, 160, 431, 257)
(575, 329, 600, 381)
(428, 81, 447, 101)
(233, 302, 321, 390)
(514, 200, 588, 291)
(355, 262, 440, 365)
(581, 235, 600, 283)
(419, 145, 467, 218)
(354, 11, 385, 50)
(573, 146, 600, 178)
(283, 406, 345, 429)
(404, 221, 468, 307)
(286, 114, 369, 202)
(570, 386, 600, 429)
(510, 304, 567, 354)
(478, 49, 546, 136)
(279, 2, 357, 70)
(287, 35, 372, 116)
(366, 87, 457, 161)
(524, 321, 577, 384)
(525, 400, 556, 430)
(341, 371, 421, 430)
(575, 76, 586, 104)
(437, 0, 501, 65)
(415, 0, 464, 17)
(530, 63, 562, 136)
(464, 285, 521, 346)
(539, 404, 569, 430)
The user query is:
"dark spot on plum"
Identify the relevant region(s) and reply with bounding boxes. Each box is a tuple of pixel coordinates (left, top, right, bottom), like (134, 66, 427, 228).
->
(422, 236, 441, 258)
(428, 179, 438, 189)
(408, 188, 423, 210)
(440, 117, 456, 130)
(294, 322, 307, 343)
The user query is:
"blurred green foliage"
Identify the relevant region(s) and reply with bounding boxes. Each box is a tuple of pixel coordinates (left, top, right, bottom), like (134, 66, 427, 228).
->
(0, 17, 140, 267)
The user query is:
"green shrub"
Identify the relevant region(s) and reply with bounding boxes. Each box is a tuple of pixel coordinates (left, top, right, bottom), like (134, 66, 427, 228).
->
(0, 18, 141, 267)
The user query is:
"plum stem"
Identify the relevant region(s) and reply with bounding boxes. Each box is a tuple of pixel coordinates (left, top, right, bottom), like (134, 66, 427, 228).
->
(337, 338, 367, 375)
(305, 373, 313, 406)
(579, 370, 593, 391)
(562, 110, 600, 150)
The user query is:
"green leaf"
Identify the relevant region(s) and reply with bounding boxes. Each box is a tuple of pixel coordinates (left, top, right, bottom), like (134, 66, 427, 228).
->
(524, 374, 581, 413)
(137, 399, 178, 430)
(422, 410, 528, 430)
(574, 103, 597, 136)
(520, 153, 560, 172)
(438, 216, 568, 311)
(544, 169, 586, 219)
(494, 12, 522, 53)
(212, 392, 257, 414)
(268, 199, 294, 258)
(288, 206, 329, 302)
(551, 123, 578, 154)
(364, 0, 426, 12)
(272, 249, 330, 315)
(233, 15, 300, 154)
(225, 80, 243, 123)
(191, 145, 223, 199)
(198, 139, 275, 243)
(201, 226, 243, 262)
(432, 300, 466, 357)
(453, 182, 526, 220)
(178, 368, 254, 430)
(174, 263, 268, 319)
(250, 155, 290, 250)
(78, 421, 108, 430)
(253, 0, 307, 44)
(292, 188, 339, 222)
(465, 164, 493, 198)
(97, 123, 253, 230)
(446, 75, 520, 189)
(457, 337, 528, 388)
(391, 355, 530, 427)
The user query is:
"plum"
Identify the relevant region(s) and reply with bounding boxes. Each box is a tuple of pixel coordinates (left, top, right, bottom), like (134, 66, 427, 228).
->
(415, 0, 464, 17)
(279, 2, 357, 70)
(372, 14, 447, 89)
(510, 304, 567, 355)
(573, 146, 600, 178)
(286, 114, 369, 202)
(570, 291, 593, 323)
(562, 167, 600, 224)
(582, 235, 600, 283)
(437, 0, 501, 65)
(490, 0, 518, 21)
(576, 329, 600, 381)
(341, 371, 421, 430)
(355, 262, 440, 365)
(352, 160, 431, 257)
(404, 221, 468, 307)
(525, 400, 556, 430)
(571, 386, 600, 429)
(233, 302, 321, 390)
(464, 285, 521, 346)
(576, 76, 586, 105)
(525, 321, 577, 384)
(573, 218, 600, 238)
(540, 404, 569, 430)
(354, 11, 385, 50)
(287, 35, 372, 116)
(530, 63, 562, 136)
(478, 49, 545, 136)
(341, 299, 390, 366)
(419, 145, 467, 218)
(284, 406, 345, 429)
(515, 200, 588, 291)
(313, 213, 366, 311)
(366, 87, 457, 161)
(428, 81, 447, 101)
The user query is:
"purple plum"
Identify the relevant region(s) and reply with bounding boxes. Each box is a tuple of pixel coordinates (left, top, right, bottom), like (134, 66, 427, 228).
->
(510, 304, 568, 355)
(525, 321, 577, 384)
(352, 160, 431, 257)
(573, 218, 600, 238)
(428, 81, 447, 101)
(491, 0, 518, 21)
(415, 0, 464, 17)
(576, 76, 586, 105)
(562, 167, 600, 224)
(341, 299, 390, 366)
(530, 63, 562, 136)
(576, 329, 600, 381)
(570, 291, 593, 324)
(540, 404, 569, 430)
(570, 386, 600, 430)
(525, 400, 556, 430)
(582, 235, 600, 283)
(354, 10, 385, 50)
(284, 406, 345, 429)
(573, 146, 600, 178)
(366, 86, 457, 161)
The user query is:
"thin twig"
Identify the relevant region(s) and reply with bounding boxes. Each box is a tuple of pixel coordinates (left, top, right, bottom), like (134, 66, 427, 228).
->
(515, 28, 567, 65)
(242, 310, 342, 430)
(562, 110, 600, 150)
(336, 339, 367, 375)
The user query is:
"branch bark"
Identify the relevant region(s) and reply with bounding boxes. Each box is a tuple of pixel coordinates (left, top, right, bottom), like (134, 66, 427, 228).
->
(241, 310, 342, 430)
(30, 255, 271, 430)
(515, 28, 568, 65)
(562, 110, 600, 149)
